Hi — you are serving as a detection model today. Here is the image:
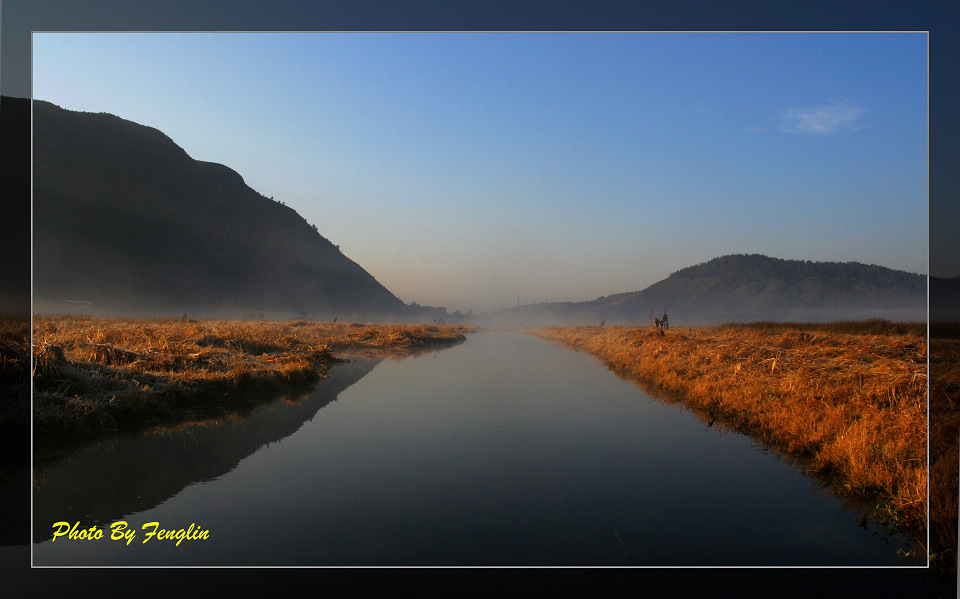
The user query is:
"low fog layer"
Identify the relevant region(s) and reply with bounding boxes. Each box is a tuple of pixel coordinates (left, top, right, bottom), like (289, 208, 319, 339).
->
(476, 255, 927, 328)
(28, 100, 929, 326)
(31, 100, 422, 321)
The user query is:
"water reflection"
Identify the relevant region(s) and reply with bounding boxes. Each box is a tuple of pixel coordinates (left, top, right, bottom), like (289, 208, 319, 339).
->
(32, 358, 380, 543)
(598, 353, 924, 555)
(33, 331, 925, 566)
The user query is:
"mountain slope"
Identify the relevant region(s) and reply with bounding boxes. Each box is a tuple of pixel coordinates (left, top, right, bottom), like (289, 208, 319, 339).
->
(482, 254, 927, 326)
(601, 254, 926, 323)
(32, 100, 406, 319)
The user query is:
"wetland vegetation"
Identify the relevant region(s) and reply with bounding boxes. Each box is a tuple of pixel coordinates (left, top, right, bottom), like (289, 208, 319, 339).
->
(28, 316, 472, 467)
(530, 320, 948, 569)
(11, 314, 959, 572)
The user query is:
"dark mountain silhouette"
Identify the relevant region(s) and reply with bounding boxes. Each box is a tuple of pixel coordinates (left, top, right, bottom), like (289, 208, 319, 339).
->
(33, 358, 379, 542)
(482, 254, 927, 326)
(31, 99, 413, 320)
(18, 99, 934, 326)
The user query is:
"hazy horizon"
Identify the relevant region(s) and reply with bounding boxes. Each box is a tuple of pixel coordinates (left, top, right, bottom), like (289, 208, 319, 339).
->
(32, 32, 928, 314)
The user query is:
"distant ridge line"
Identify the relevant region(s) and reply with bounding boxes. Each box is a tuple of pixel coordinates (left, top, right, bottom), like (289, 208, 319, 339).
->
(479, 253, 926, 326)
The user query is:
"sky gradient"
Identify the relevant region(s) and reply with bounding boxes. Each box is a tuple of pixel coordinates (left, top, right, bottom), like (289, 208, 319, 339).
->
(32, 32, 927, 313)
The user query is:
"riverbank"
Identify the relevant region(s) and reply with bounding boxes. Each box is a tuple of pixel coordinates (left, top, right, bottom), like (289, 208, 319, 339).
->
(29, 316, 472, 464)
(530, 321, 935, 561)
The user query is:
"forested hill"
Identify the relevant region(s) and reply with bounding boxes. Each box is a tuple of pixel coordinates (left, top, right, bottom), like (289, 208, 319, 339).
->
(599, 254, 925, 323)
(482, 254, 926, 326)
(31, 99, 411, 320)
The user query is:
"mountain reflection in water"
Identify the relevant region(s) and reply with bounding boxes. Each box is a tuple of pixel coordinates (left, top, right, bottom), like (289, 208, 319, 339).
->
(32, 331, 924, 566)
(32, 358, 381, 542)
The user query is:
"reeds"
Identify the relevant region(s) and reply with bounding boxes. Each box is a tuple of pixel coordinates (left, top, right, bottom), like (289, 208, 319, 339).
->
(531, 323, 929, 540)
(31, 315, 472, 454)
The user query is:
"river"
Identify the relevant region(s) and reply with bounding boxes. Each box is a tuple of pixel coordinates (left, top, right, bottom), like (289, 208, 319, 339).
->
(31, 330, 924, 566)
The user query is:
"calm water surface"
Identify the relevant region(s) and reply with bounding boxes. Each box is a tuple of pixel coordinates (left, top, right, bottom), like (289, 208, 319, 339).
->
(32, 330, 924, 566)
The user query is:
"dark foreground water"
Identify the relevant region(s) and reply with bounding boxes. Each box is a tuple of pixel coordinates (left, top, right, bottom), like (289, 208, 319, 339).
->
(32, 330, 925, 566)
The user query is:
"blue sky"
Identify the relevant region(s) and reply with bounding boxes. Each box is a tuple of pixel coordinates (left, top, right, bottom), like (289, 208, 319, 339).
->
(32, 32, 927, 313)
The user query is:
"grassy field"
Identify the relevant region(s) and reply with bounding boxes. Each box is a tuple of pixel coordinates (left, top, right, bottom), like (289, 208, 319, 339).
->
(5, 314, 958, 572)
(27, 316, 472, 463)
(531, 320, 940, 563)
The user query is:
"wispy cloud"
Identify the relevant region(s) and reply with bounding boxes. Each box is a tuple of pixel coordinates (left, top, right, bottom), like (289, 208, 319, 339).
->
(779, 102, 863, 134)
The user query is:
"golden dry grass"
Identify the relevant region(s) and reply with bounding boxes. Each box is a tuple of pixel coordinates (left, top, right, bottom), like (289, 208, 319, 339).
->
(31, 315, 472, 454)
(531, 323, 929, 542)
